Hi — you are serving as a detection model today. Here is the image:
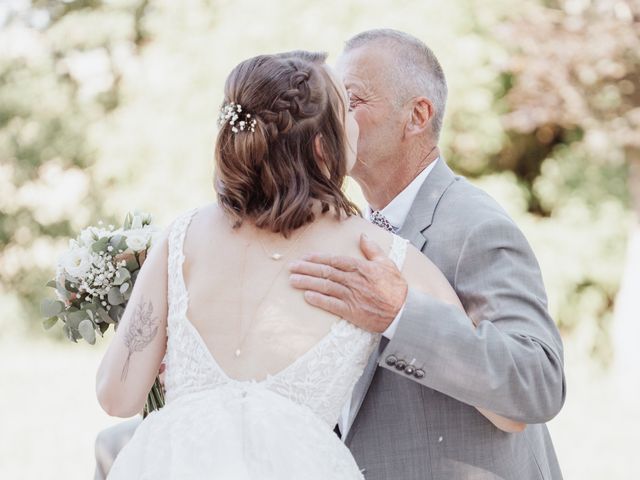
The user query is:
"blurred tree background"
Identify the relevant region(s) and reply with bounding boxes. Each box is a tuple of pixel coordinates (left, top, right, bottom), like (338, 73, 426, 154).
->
(1, 0, 638, 363)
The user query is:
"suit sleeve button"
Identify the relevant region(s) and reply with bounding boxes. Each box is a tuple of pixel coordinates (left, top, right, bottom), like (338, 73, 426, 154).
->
(414, 369, 425, 379)
(395, 360, 407, 371)
(385, 355, 398, 366)
(404, 365, 415, 375)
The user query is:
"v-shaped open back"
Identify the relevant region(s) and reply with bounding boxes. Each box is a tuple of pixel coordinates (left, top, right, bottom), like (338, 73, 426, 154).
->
(161, 206, 408, 428)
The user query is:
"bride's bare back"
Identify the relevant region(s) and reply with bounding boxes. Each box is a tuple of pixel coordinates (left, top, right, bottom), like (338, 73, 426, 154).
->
(182, 203, 460, 382)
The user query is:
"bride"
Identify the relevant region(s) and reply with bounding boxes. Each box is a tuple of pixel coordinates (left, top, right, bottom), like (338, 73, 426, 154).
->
(96, 50, 522, 479)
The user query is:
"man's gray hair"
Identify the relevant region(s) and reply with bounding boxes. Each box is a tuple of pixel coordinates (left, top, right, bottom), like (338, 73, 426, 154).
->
(345, 29, 448, 139)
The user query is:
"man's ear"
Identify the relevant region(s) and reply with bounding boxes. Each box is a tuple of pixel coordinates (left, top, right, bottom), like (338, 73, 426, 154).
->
(405, 97, 434, 137)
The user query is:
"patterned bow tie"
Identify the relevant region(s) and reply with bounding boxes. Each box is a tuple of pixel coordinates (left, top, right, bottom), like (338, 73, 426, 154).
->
(370, 210, 396, 232)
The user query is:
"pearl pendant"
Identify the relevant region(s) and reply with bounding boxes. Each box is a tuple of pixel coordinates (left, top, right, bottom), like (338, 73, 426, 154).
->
(270, 253, 283, 260)
(235, 349, 241, 357)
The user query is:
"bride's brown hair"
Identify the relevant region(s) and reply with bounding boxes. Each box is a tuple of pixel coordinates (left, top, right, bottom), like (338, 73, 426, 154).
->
(214, 51, 360, 237)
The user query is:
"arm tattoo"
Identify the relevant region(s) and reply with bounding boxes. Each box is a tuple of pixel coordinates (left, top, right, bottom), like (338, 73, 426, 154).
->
(120, 295, 159, 382)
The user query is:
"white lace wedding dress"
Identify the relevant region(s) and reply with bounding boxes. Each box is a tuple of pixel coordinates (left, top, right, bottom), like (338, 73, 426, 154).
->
(107, 207, 408, 479)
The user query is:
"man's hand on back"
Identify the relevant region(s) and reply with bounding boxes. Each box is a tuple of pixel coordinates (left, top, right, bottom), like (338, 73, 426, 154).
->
(289, 234, 407, 333)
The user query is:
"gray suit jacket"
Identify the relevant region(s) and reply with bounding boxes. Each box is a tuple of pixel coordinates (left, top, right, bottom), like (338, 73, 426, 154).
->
(344, 160, 566, 479)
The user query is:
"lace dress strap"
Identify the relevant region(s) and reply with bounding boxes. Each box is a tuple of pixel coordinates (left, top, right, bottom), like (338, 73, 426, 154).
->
(167, 207, 199, 320)
(388, 233, 409, 271)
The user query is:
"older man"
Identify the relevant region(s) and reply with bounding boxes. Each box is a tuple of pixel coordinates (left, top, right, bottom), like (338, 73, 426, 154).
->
(290, 29, 566, 479)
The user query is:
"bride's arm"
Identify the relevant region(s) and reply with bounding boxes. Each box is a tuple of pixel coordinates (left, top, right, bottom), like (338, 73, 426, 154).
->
(95, 227, 170, 418)
(401, 246, 526, 433)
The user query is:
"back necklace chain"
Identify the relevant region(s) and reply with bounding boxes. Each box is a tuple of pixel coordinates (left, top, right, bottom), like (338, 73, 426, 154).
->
(234, 221, 314, 358)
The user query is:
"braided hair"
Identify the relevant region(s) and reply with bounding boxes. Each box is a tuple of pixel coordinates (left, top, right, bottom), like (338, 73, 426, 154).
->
(214, 51, 360, 237)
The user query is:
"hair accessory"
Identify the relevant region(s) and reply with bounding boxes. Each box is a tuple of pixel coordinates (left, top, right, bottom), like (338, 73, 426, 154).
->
(218, 102, 257, 133)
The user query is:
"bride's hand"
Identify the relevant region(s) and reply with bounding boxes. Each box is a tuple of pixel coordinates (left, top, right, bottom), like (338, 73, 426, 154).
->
(289, 234, 407, 333)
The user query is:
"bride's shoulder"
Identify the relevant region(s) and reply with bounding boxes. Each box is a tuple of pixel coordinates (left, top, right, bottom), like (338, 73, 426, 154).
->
(328, 214, 395, 256)
(162, 203, 225, 242)
(172, 202, 223, 226)
(192, 202, 223, 221)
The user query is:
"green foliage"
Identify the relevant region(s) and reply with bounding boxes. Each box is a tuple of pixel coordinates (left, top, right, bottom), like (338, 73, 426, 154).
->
(112, 268, 131, 286)
(1, 0, 636, 362)
(0, 0, 143, 336)
(78, 318, 96, 345)
(42, 316, 59, 330)
(40, 298, 64, 318)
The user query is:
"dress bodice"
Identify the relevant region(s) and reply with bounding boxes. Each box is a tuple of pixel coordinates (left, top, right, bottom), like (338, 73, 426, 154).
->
(161, 207, 408, 427)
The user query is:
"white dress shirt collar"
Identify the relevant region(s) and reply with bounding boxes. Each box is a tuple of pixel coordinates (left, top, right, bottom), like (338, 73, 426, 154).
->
(366, 157, 440, 231)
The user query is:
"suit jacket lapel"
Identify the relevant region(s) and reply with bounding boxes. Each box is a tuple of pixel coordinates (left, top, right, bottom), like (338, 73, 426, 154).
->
(397, 158, 457, 250)
(344, 159, 457, 444)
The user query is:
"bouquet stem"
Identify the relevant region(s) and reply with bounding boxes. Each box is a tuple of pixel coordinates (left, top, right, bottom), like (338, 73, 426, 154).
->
(142, 376, 165, 418)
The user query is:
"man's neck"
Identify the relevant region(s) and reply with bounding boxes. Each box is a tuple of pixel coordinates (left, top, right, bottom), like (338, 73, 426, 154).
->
(359, 145, 440, 211)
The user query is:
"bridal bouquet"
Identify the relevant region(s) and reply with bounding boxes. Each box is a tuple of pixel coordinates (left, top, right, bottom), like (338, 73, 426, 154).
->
(41, 210, 165, 416)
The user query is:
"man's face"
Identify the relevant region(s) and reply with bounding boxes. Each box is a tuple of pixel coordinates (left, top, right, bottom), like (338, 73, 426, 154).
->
(336, 45, 405, 182)
(323, 65, 359, 173)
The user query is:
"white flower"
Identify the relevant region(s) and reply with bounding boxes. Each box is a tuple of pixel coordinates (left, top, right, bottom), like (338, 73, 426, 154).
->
(132, 211, 153, 226)
(125, 229, 149, 252)
(58, 247, 93, 278)
(79, 226, 110, 247)
(78, 228, 95, 247)
(140, 225, 162, 247)
(131, 217, 143, 230)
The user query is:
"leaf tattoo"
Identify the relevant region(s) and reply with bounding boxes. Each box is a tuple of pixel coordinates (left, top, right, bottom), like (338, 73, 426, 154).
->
(120, 296, 159, 382)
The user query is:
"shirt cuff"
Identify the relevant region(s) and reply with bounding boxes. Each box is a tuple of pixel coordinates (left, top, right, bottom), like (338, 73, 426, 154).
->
(382, 301, 406, 339)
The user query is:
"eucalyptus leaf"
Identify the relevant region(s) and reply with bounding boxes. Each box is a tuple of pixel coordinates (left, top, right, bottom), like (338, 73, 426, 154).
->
(110, 235, 128, 254)
(109, 234, 123, 248)
(78, 319, 96, 345)
(92, 237, 109, 253)
(90, 297, 103, 311)
(81, 301, 97, 313)
(112, 268, 131, 286)
(108, 287, 125, 305)
(42, 316, 58, 330)
(111, 305, 125, 322)
(97, 308, 114, 324)
(63, 324, 77, 343)
(46, 280, 57, 288)
(99, 322, 110, 335)
(40, 298, 64, 318)
(71, 328, 82, 342)
(66, 310, 87, 329)
(118, 238, 129, 252)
